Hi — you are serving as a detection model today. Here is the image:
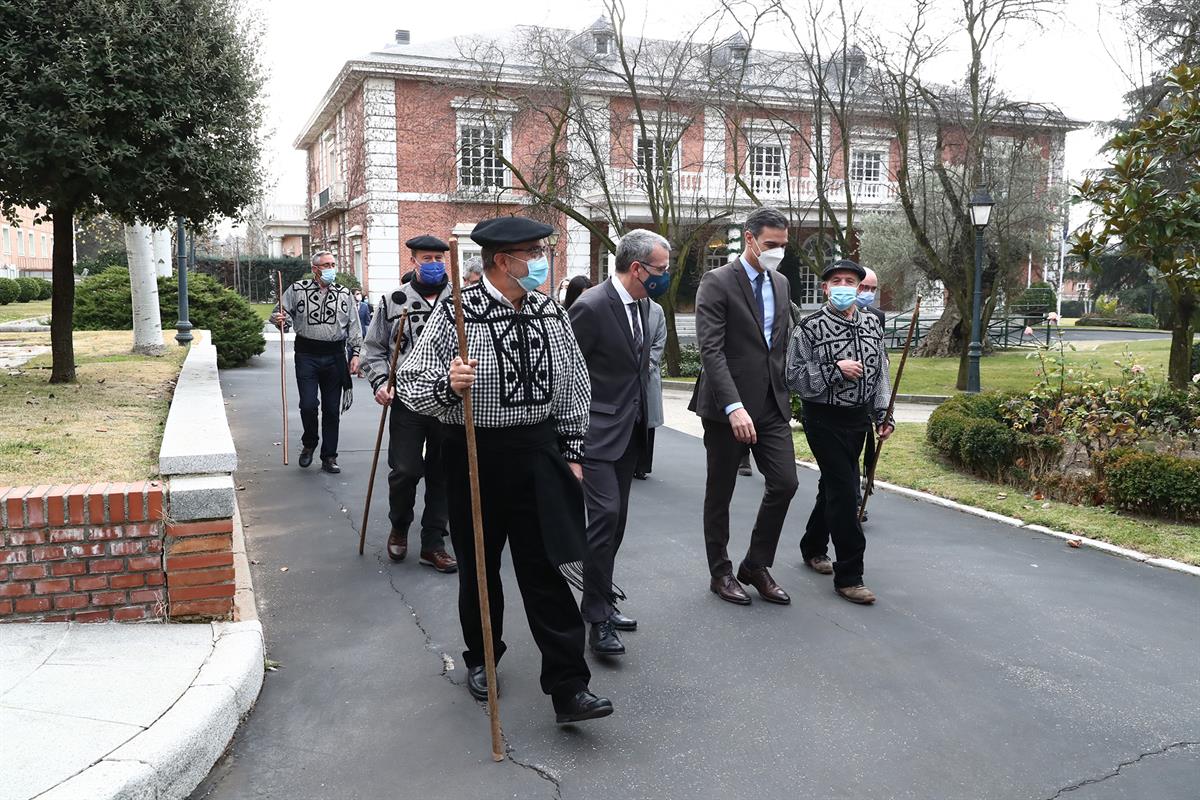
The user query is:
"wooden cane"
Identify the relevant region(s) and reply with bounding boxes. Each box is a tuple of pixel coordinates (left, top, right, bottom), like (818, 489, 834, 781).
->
(276, 271, 289, 466)
(449, 237, 504, 762)
(858, 297, 921, 522)
(360, 309, 408, 555)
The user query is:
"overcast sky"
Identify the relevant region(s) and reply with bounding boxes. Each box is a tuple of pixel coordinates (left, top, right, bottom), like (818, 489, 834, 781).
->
(247, 0, 1144, 228)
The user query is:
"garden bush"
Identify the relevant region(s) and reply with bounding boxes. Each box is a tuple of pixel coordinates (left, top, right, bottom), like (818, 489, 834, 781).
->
(673, 343, 703, 378)
(73, 247, 127, 276)
(15, 277, 41, 302)
(1126, 313, 1158, 329)
(35, 278, 52, 299)
(1190, 342, 1199, 376)
(74, 268, 265, 368)
(957, 417, 1017, 477)
(0, 277, 18, 304)
(1060, 300, 1084, 318)
(1104, 450, 1200, 521)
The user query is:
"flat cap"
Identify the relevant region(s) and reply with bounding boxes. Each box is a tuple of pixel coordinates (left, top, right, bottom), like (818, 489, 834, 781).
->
(469, 216, 554, 248)
(821, 259, 867, 280)
(405, 234, 450, 252)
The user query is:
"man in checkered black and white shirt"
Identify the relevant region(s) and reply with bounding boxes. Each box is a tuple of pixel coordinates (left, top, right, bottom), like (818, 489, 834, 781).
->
(396, 215, 614, 726)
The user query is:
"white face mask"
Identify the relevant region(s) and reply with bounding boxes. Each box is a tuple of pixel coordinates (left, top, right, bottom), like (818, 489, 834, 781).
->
(750, 237, 785, 271)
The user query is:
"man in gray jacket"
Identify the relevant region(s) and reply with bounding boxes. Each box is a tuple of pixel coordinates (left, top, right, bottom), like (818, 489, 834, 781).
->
(634, 299, 666, 480)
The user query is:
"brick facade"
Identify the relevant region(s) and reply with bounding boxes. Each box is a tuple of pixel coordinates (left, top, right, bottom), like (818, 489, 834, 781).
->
(0, 482, 235, 623)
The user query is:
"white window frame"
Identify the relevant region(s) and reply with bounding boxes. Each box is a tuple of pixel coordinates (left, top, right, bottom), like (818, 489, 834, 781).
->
(456, 113, 511, 192)
(634, 132, 681, 179)
(747, 142, 787, 196)
(594, 33, 612, 56)
(28, 232, 34, 256)
(17, 229, 24, 256)
(2, 226, 9, 255)
(39, 234, 46, 258)
(849, 148, 886, 184)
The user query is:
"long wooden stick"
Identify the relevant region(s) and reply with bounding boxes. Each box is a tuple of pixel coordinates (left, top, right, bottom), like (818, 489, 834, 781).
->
(859, 297, 921, 522)
(360, 309, 407, 555)
(449, 236, 504, 762)
(277, 271, 288, 466)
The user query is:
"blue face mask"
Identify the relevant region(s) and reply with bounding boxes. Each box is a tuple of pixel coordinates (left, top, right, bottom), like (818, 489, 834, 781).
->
(829, 285, 857, 311)
(856, 290, 876, 308)
(510, 255, 549, 292)
(418, 261, 446, 284)
(640, 264, 672, 299)
(319, 268, 337, 285)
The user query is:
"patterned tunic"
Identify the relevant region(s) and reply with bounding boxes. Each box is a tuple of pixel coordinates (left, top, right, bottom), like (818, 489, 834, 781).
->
(396, 277, 591, 461)
(278, 279, 363, 355)
(361, 283, 450, 392)
(787, 305, 892, 426)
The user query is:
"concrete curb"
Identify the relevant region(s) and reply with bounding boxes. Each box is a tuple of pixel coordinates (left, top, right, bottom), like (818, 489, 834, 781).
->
(36, 620, 265, 800)
(793, 458, 1200, 579)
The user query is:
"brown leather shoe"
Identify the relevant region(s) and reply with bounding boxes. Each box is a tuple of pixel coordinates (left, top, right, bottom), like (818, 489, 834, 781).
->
(710, 574, 751, 605)
(835, 584, 877, 604)
(386, 529, 407, 562)
(805, 555, 834, 575)
(736, 563, 790, 605)
(419, 549, 458, 573)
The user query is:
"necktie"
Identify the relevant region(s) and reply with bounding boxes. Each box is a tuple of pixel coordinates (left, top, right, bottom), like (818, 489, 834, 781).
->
(629, 301, 643, 356)
(754, 272, 766, 340)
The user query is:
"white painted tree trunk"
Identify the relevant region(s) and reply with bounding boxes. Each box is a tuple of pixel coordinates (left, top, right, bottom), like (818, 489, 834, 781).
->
(125, 223, 165, 354)
(151, 228, 173, 277)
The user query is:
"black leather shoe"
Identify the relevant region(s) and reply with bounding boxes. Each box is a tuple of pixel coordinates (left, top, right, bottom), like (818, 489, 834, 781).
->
(710, 574, 751, 605)
(467, 665, 494, 701)
(736, 562, 790, 605)
(298, 448, 314, 468)
(608, 610, 637, 631)
(589, 621, 625, 656)
(320, 457, 341, 474)
(554, 690, 614, 724)
(386, 529, 407, 562)
(632, 471, 647, 480)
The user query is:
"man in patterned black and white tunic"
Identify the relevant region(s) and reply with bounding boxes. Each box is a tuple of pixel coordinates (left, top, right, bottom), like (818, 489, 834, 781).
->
(272, 250, 363, 474)
(787, 259, 894, 605)
(361, 235, 457, 573)
(396, 215, 614, 725)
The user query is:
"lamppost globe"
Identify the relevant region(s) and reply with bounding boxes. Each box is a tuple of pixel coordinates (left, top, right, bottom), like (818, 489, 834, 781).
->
(969, 187, 995, 227)
(966, 186, 994, 393)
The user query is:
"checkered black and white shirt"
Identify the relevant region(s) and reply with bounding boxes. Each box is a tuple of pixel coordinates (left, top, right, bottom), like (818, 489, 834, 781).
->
(395, 276, 591, 461)
(787, 304, 892, 426)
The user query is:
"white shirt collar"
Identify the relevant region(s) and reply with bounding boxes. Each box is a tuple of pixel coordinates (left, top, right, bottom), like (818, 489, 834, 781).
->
(739, 256, 765, 282)
(609, 273, 636, 306)
(481, 271, 516, 309)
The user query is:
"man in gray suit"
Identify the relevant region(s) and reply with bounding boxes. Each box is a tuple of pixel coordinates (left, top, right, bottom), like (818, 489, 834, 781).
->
(634, 299, 666, 480)
(569, 229, 669, 655)
(689, 207, 798, 606)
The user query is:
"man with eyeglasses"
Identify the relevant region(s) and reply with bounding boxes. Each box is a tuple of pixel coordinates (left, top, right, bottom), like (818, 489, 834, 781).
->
(568, 228, 669, 657)
(397, 215, 614, 725)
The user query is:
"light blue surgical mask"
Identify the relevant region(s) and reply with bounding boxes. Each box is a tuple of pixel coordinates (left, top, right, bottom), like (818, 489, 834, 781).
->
(829, 285, 857, 311)
(509, 255, 549, 293)
(320, 268, 337, 285)
(856, 290, 876, 308)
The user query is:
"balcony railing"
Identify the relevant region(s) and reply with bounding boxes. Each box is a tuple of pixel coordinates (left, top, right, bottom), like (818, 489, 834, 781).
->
(310, 181, 347, 219)
(584, 169, 897, 207)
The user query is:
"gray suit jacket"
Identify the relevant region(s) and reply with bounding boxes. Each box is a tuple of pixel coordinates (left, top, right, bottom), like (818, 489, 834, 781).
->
(569, 280, 650, 462)
(688, 261, 792, 423)
(646, 300, 666, 429)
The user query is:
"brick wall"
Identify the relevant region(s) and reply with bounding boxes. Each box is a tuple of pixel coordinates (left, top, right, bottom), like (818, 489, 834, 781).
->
(0, 482, 236, 623)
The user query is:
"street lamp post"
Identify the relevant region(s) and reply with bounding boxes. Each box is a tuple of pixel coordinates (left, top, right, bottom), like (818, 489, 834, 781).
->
(965, 186, 994, 393)
(546, 231, 560, 292)
(175, 216, 193, 346)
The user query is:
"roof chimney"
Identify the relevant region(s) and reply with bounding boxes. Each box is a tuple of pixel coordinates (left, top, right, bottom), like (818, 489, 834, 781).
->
(395, 29, 410, 45)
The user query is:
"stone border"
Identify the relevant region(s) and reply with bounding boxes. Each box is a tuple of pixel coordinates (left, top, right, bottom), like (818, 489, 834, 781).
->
(159, 331, 238, 476)
(793, 458, 1200, 579)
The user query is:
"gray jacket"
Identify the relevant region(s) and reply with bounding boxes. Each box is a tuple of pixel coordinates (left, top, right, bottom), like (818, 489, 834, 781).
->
(361, 282, 450, 392)
(646, 300, 666, 428)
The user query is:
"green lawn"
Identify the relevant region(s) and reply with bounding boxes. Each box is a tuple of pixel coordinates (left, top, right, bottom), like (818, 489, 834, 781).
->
(793, 423, 1200, 565)
(251, 302, 275, 322)
(0, 299, 52, 324)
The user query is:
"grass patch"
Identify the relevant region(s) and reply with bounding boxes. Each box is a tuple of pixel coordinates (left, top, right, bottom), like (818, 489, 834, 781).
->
(894, 338, 1186, 396)
(0, 330, 187, 486)
(250, 302, 275, 323)
(0, 299, 52, 324)
(793, 422, 1200, 565)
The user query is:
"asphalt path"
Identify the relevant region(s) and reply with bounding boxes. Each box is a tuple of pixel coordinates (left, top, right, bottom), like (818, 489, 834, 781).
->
(192, 340, 1199, 800)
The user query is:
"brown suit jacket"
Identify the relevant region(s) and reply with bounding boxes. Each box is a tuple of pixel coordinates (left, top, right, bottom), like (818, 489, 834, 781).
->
(688, 260, 792, 423)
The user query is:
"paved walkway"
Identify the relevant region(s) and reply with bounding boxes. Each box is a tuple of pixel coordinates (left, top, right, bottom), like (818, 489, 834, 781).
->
(193, 340, 1200, 800)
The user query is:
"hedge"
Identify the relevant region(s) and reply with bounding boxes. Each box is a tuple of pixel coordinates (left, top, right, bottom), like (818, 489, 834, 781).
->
(926, 392, 1022, 478)
(1191, 342, 1200, 376)
(0, 277, 18, 304)
(1060, 300, 1084, 318)
(74, 268, 265, 368)
(15, 277, 41, 302)
(1105, 450, 1200, 521)
(35, 278, 51, 299)
(1075, 314, 1160, 329)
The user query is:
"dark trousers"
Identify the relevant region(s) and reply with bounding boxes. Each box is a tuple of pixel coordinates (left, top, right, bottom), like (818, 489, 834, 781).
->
(294, 351, 343, 460)
(634, 427, 655, 475)
(580, 430, 641, 623)
(443, 438, 590, 700)
(701, 406, 799, 577)
(387, 403, 449, 551)
(801, 421, 868, 588)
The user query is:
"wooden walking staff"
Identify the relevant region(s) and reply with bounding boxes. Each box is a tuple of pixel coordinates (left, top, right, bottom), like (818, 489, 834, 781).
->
(449, 236, 504, 762)
(359, 309, 407, 555)
(859, 297, 921, 522)
(276, 271, 289, 466)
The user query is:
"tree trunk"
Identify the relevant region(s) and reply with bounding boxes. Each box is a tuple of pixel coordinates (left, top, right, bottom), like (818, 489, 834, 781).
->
(49, 207, 77, 384)
(151, 228, 173, 277)
(915, 305, 964, 358)
(1167, 289, 1196, 389)
(661, 294, 681, 377)
(125, 223, 165, 355)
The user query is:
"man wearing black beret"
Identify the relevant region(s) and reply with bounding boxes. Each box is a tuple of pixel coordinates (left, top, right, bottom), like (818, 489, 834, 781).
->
(786, 258, 894, 605)
(397, 215, 613, 724)
(361, 234, 457, 573)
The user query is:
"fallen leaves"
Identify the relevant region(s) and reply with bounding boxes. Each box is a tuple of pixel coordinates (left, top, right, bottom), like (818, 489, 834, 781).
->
(1068, 539, 1083, 548)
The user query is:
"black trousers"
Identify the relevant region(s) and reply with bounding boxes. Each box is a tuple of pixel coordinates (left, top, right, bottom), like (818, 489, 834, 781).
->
(801, 413, 868, 588)
(387, 403, 449, 551)
(580, 429, 641, 623)
(443, 436, 590, 700)
(701, 405, 799, 577)
(294, 351, 343, 460)
(634, 427, 655, 475)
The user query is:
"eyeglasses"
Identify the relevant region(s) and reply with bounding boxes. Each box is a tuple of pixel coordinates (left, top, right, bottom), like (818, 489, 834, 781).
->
(640, 261, 670, 274)
(503, 246, 546, 258)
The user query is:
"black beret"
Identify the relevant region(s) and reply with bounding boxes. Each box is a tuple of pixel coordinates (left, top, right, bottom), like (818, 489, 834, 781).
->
(405, 235, 450, 252)
(821, 259, 867, 280)
(469, 216, 554, 248)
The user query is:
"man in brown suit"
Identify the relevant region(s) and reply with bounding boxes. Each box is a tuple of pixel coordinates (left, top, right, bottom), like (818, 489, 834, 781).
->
(689, 207, 799, 606)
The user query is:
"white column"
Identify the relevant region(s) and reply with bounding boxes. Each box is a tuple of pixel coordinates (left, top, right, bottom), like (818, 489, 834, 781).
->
(363, 77, 401, 295)
(565, 217, 591, 278)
